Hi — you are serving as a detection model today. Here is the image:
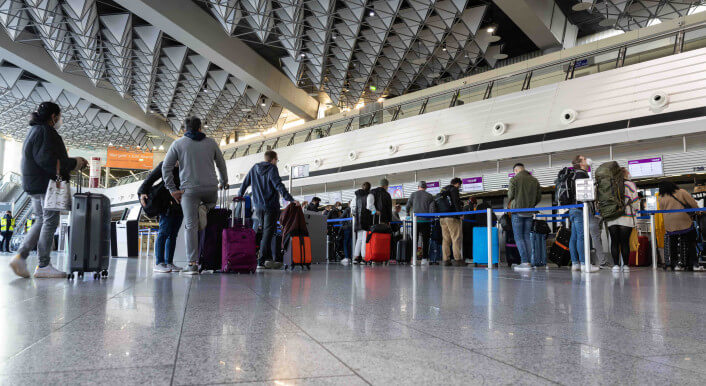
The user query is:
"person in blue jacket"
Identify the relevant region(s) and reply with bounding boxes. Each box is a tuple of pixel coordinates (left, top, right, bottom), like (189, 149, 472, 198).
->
(238, 150, 297, 271)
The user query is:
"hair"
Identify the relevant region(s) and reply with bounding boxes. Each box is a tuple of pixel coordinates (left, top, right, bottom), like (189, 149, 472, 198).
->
(264, 150, 278, 162)
(379, 178, 389, 187)
(29, 101, 61, 126)
(335, 201, 341, 207)
(312, 196, 321, 202)
(620, 167, 629, 179)
(572, 155, 584, 169)
(513, 163, 525, 170)
(658, 181, 679, 196)
(451, 177, 462, 185)
(361, 182, 371, 191)
(185, 116, 201, 131)
(469, 197, 478, 205)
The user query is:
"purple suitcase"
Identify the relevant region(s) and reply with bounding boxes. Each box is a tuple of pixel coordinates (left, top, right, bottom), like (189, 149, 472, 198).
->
(221, 196, 257, 273)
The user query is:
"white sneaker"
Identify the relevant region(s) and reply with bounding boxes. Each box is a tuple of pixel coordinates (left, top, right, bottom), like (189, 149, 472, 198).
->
(9, 254, 30, 278)
(167, 264, 183, 272)
(256, 266, 266, 272)
(464, 259, 472, 264)
(612, 265, 620, 273)
(582, 264, 600, 273)
(622, 265, 630, 273)
(571, 264, 581, 272)
(33, 264, 67, 278)
(153, 263, 171, 273)
(513, 263, 532, 271)
(675, 265, 685, 271)
(693, 266, 706, 272)
(421, 259, 429, 266)
(340, 258, 351, 265)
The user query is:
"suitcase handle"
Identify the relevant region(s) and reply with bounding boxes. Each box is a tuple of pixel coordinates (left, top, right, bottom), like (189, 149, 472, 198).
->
(230, 196, 247, 227)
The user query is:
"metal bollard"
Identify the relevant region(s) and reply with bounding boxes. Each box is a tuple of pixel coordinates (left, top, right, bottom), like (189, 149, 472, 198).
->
(412, 214, 418, 266)
(487, 208, 492, 270)
(351, 216, 356, 260)
(650, 213, 657, 270)
(582, 203, 590, 274)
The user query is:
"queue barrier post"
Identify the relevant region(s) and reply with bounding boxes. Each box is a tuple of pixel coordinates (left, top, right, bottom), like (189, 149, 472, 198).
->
(486, 208, 492, 270)
(412, 214, 418, 266)
(650, 213, 657, 271)
(351, 215, 356, 261)
(582, 203, 590, 274)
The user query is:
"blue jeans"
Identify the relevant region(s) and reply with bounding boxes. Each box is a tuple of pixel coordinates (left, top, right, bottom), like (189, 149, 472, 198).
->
(569, 208, 585, 264)
(429, 239, 442, 262)
(511, 215, 533, 264)
(155, 210, 183, 265)
(530, 232, 547, 266)
(253, 208, 280, 265)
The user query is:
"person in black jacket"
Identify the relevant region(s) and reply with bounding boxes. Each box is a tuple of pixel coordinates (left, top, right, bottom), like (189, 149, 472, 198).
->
(139, 161, 183, 273)
(9, 102, 87, 279)
(371, 178, 393, 223)
(351, 182, 373, 264)
(440, 178, 464, 266)
(306, 197, 321, 212)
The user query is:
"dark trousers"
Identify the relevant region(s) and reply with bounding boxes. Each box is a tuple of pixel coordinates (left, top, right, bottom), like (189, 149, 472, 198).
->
(342, 227, 352, 260)
(417, 222, 431, 259)
(1, 231, 12, 252)
(155, 210, 183, 265)
(608, 225, 632, 266)
(253, 208, 279, 265)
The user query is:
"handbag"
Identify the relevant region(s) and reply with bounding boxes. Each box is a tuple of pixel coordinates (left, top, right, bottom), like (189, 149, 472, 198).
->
(531, 219, 551, 234)
(43, 159, 72, 211)
(140, 181, 172, 218)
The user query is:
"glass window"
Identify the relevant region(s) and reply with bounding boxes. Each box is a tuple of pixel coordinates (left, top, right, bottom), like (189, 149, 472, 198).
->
(395, 99, 424, 121)
(530, 63, 565, 89)
(290, 130, 308, 145)
(683, 26, 706, 52)
(491, 73, 526, 98)
(329, 118, 349, 135)
(382, 106, 398, 123)
(347, 116, 360, 132)
(574, 49, 619, 78)
(424, 91, 454, 114)
(458, 83, 487, 104)
(624, 35, 676, 66)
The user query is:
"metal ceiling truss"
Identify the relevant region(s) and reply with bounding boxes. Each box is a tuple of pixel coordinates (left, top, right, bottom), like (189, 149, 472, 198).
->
(0, 60, 153, 148)
(576, 0, 705, 31)
(198, 0, 500, 107)
(0, 0, 284, 144)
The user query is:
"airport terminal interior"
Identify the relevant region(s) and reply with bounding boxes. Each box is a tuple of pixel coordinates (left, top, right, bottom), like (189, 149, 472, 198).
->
(3, 0, 706, 384)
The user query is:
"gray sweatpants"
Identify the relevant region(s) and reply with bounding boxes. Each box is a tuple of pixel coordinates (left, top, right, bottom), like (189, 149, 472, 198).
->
(19, 194, 60, 267)
(181, 189, 218, 263)
(589, 215, 609, 265)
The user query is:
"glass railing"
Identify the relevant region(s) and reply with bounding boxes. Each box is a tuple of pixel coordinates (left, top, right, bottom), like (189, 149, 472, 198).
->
(222, 21, 706, 161)
(111, 171, 151, 187)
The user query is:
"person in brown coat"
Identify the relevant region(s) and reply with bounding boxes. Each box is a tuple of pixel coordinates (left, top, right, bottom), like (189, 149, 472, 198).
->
(657, 181, 704, 271)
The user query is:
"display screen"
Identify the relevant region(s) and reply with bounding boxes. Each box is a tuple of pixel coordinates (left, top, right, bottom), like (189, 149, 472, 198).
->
(291, 164, 309, 179)
(462, 177, 483, 192)
(426, 181, 441, 195)
(628, 157, 663, 178)
(388, 185, 404, 199)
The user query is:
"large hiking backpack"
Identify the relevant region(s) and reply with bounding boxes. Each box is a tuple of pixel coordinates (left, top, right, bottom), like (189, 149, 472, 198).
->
(595, 161, 625, 222)
(555, 167, 576, 205)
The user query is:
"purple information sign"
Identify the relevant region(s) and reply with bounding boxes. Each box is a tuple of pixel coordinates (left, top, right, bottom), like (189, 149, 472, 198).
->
(628, 157, 662, 165)
(508, 171, 532, 179)
(628, 157, 663, 178)
(462, 177, 483, 192)
(426, 181, 441, 195)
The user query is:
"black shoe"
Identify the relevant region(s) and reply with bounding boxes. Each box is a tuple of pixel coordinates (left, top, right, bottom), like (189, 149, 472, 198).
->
(452, 260, 467, 267)
(442, 260, 453, 266)
(353, 257, 363, 265)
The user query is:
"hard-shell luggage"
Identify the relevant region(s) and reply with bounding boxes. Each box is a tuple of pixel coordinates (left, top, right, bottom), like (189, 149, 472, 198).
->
(365, 215, 392, 264)
(221, 196, 257, 273)
(284, 233, 312, 270)
(473, 227, 499, 267)
(629, 234, 651, 266)
(530, 232, 547, 266)
(68, 179, 111, 280)
(396, 221, 411, 264)
(548, 226, 571, 267)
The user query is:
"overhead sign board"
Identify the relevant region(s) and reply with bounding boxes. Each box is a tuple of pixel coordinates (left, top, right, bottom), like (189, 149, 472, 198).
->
(388, 185, 404, 199)
(426, 181, 441, 195)
(462, 177, 483, 192)
(291, 164, 310, 179)
(106, 147, 153, 170)
(628, 157, 663, 178)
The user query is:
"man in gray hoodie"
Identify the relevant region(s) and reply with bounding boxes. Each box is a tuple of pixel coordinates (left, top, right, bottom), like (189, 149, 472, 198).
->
(406, 181, 435, 265)
(163, 116, 228, 275)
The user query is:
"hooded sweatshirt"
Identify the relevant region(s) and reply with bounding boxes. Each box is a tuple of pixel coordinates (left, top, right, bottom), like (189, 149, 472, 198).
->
(238, 161, 294, 211)
(163, 131, 227, 192)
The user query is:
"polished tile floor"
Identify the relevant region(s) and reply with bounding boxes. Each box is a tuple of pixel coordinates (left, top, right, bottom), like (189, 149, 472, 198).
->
(2, 253, 706, 385)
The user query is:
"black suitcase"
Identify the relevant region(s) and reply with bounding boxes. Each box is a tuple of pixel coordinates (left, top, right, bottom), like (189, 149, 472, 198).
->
(395, 220, 411, 264)
(68, 190, 111, 280)
(548, 226, 571, 267)
(505, 229, 521, 266)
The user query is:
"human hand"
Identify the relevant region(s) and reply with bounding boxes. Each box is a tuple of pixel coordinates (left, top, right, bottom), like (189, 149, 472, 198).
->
(171, 190, 183, 203)
(76, 157, 88, 169)
(140, 194, 148, 207)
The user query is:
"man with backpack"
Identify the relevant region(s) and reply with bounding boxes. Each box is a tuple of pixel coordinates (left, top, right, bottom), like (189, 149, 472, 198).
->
(563, 155, 600, 273)
(238, 150, 296, 271)
(508, 164, 541, 271)
(437, 178, 464, 266)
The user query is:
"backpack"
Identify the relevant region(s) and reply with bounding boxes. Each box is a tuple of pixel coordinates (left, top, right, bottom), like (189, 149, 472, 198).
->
(140, 181, 172, 218)
(555, 167, 576, 205)
(434, 190, 453, 213)
(595, 161, 625, 222)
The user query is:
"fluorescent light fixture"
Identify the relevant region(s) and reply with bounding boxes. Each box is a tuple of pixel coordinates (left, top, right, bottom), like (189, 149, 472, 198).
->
(487, 27, 495, 33)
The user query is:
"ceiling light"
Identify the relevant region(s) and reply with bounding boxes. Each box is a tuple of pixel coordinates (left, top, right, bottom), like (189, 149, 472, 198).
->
(442, 43, 447, 51)
(109, 142, 113, 146)
(369, 11, 375, 16)
(332, 33, 337, 40)
(369, 85, 377, 91)
(153, 146, 157, 150)
(159, 145, 164, 150)
(300, 53, 306, 58)
(377, 97, 385, 103)
(487, 27, 495, 33)
(260, 98, 267, 107)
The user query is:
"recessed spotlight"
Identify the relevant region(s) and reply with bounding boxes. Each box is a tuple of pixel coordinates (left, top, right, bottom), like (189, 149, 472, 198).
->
(300, 53, 306, 58)
(369, 11, 375, 16)
(442, 43, 447, 51)
(159, 145, 164, 150)
(487, 27, 495, 33)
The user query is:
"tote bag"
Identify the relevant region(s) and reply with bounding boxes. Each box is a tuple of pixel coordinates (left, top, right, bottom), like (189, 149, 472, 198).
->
(44, 160, 72, 211)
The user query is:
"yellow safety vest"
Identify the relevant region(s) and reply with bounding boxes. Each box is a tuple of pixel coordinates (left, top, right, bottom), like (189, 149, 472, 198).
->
(25, 219, 33, 232)
(1, 217, 15, 232)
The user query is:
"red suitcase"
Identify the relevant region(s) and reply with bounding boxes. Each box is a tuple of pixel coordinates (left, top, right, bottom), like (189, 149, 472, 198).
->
(629, 234, 651, 266)
(365, 227, 391, 264)
(284, 234, 312, 270)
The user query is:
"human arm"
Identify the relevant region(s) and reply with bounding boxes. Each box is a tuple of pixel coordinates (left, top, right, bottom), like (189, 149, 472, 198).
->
(367, 193, 375, 214)
(450, 188, 463, 211)
(213, 142, 228, 188)
(405, 193, 413, 214)
(269, 166, 294, 202)
(681, 190, 699, 211)
(534, 180, 542, 206)
(137, 162, 163, 195)
(507, 178, 516, 203)
(238, 170, 251, 197)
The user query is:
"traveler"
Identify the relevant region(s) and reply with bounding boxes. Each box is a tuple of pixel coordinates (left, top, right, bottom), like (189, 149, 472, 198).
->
(569, 155, 600, 273)
(1, 210, 14, 253)
(392, 204, 402, 222)
(439, 178, 464, 266)
(163, 116, 228, 275)
(139, 161, 183, 273)
(351, 182, 373, 264)
(405, 181, 435, 265)
(239, 150, 296, 270)
(306, 197, 321, 212)
(508, 163, 541, 271)
(326, 202, 341, 219)
(605, 168, 639, 273)
(340, 202, 353, 264)
(25, 214, 35, 233)
(9, 101, 88, 278)
(371, 179, 393, 223)
(657, 181, 702, 271)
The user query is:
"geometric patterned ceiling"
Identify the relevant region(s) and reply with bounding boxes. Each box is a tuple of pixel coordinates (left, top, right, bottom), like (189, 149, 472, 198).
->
(0, 0, 282, 145)
(196, 0, 505, 108)
(563, 1, 705, 33)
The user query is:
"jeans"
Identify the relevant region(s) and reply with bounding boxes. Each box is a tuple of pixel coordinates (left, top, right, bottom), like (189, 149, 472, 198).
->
(181, 189, 218, 263)
(511, 215, 533, 264)
(155, 209, 183, 265)
(253, 208, 279, 265)
(440, 217, 462, 261)
(342, 227, 352, 260)
(417, 222, 431, 259)
(429, 239, 442, 262)
(569, 208, 585, 264)
(19, 194, 60, 267)
(1, 231, 12, 252)
(530, 232, 547, 266)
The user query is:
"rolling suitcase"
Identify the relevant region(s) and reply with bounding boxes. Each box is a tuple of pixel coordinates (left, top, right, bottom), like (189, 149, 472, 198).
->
(365, 217, 392, 264)
(504, 228, 521, 266)
(629, 233, 651, 266)
(284, 233, 312, 270)
(395, 220, 411, 264)
(473, 227, 499, 267)
(68, 176, 111, 280)
(530, 232, 547, 267)
(199, 192, 231, 272)
(221, 196, 257, 273)
(548, 226, 571, 267)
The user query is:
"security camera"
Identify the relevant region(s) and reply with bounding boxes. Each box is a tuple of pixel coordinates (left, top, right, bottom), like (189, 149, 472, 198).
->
(348, 150, 357, 161)
(560, 109, 577, 124)
(649, 91, 669, 110)
(388, 144, 398, 155)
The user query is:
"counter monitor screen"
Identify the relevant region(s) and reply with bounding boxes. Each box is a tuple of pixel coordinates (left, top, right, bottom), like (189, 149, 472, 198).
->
(291, 164, 310, 179)
(628, 157, 663, 178)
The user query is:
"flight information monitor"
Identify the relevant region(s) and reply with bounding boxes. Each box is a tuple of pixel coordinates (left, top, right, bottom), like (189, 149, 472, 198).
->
(628, 157, 663, 178)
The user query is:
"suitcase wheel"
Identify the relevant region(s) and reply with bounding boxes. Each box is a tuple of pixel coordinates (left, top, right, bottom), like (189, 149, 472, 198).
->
(67, 273, 73, 281)
(77, 271, 84, 279)
(93, 272, 99, 280)
(101, 270, 108, 278)
(306, 264, 311, 270)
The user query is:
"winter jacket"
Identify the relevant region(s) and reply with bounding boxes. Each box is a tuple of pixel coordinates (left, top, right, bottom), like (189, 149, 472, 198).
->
(138, 162, 181, 216)
(405, 190, 435, 222)
(508, 170, 541, 216)
(371, 186, 393, 223)
(21, 124, 78, 194)
(239, 161, 294, 210)
(163, 133, 227, 193)
(439, 185, 463, 218)
(352, 189, 373, 231)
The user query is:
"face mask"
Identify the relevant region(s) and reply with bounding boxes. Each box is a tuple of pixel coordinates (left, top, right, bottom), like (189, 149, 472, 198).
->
(54, 116, 62, 130)
(585, 158, 593, 166)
